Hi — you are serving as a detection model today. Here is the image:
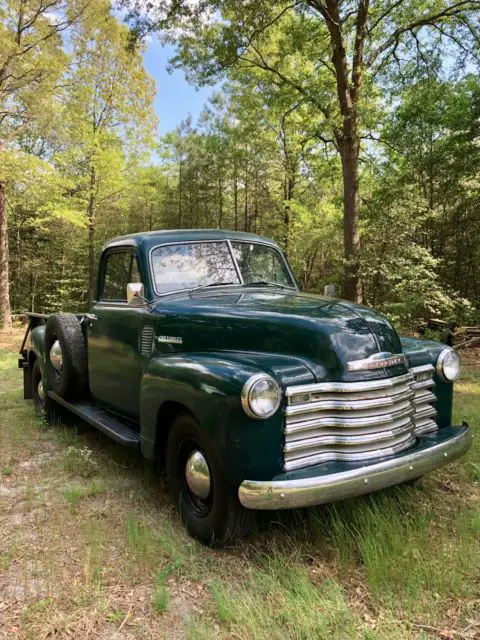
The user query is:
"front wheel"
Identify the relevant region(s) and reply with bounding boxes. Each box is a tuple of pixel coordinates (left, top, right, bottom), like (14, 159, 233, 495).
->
(166, 413, 254, 547)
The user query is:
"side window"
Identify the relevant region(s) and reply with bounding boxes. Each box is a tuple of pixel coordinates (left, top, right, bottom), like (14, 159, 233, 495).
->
(102, 252, 142, 301)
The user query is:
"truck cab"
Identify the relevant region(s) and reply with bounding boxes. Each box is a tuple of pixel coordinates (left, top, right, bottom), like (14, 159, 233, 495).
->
(19, 229, 473, 546)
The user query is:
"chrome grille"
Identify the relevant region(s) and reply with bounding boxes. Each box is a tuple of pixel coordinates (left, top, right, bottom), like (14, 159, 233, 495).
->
(411, 364, 437, 435)
(284, 372, 417, 472)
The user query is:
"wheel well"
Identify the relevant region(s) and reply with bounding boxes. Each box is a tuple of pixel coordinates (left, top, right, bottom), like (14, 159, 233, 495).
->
(155, 401, 194, 462)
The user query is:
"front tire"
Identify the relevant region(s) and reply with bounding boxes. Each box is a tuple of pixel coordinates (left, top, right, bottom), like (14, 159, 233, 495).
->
(166, 412, 254, 547)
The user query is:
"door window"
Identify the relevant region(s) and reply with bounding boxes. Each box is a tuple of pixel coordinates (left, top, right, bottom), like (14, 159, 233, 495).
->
(102, 252, 142, 301)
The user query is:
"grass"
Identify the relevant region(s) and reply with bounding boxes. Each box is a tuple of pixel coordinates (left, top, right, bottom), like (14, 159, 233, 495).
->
(64, 480, 106, 512)
(151, 568, 170, 613)
(0, 329, 479, 638)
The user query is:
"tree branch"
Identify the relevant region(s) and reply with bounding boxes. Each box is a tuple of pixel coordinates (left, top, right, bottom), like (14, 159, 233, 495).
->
(368, 1, 480, 68)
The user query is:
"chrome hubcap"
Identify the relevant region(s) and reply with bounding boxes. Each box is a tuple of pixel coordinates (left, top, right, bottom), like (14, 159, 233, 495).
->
(37, 379, 45, 402)
(50, 340, 63, 372)
(185, 451, 211, 500)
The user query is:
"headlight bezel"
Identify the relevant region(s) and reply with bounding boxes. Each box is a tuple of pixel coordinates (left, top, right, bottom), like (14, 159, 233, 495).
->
(436, 347, 461, 382)
(241, 373, 282, 419)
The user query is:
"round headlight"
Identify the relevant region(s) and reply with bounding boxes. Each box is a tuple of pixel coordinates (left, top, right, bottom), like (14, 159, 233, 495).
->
(436, 347, 461, 382)
(242, 374, 281, 419)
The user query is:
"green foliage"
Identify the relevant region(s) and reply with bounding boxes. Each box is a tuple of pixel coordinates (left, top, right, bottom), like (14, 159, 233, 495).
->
(2, 0, 479, 325)
(62, 446, 99, 478)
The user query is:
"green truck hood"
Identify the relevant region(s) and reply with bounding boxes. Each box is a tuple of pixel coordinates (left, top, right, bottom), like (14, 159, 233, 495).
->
(152, 289, 405, 382)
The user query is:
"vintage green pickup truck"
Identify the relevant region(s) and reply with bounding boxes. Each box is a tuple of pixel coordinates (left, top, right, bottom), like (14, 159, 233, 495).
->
(18, 230, 472, 546)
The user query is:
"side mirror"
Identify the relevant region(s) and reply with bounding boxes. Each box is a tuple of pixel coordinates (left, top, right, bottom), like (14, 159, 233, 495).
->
(127, 282, 145, 305)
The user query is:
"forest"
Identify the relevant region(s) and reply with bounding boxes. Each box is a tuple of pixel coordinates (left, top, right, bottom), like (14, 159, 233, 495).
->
(1, 0, 480, 330)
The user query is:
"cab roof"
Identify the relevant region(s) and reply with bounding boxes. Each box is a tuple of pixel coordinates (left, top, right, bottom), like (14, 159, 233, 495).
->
(103, 229, 280, 253)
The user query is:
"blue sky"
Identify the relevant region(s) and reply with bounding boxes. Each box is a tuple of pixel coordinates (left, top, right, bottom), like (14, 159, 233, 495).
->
(143, 36, 215, 135)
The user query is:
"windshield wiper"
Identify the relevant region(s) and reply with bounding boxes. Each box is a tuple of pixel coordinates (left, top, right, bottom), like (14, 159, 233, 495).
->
(187, 281, 239, 296)
(245, 280, 295, 290)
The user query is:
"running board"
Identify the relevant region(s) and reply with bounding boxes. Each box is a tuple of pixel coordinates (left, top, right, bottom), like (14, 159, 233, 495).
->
(48, 392, 140, 447)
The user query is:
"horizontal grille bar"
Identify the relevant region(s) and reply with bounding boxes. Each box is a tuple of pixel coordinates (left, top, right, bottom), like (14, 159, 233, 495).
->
(412, 378, 435, 391)
(414, 418, 438, 435)
(286, 387, 413, 417)
(286, 414, 413, 438)
(285, 372, 414, 398)
(413, 390, 436, 406)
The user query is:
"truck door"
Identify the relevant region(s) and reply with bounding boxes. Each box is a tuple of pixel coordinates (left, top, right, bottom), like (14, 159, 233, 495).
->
(87, 248, 146, 420)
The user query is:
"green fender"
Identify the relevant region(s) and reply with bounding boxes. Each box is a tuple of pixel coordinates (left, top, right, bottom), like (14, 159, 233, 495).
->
(139, 353, 288, 484)
(30, 326, 47, 373)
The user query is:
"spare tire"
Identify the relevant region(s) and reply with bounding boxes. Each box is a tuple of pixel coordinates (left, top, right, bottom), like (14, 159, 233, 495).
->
(44, 313, 88, 399)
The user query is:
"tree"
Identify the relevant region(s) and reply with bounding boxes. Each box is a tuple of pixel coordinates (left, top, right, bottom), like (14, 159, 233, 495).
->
(63, 1, 156, 304)
(0, 0, 87, 326)
(124, 0, 480, 301)
(361, 74, 480, 319)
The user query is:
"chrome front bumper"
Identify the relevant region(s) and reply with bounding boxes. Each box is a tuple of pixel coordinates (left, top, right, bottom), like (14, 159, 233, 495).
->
(238, 425, 473, 510)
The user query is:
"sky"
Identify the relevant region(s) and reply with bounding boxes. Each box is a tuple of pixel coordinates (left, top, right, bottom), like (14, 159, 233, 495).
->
(143, 36, 216, 135)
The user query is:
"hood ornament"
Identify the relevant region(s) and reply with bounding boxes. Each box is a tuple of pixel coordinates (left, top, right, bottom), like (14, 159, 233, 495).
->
(346, 352, 407, 372)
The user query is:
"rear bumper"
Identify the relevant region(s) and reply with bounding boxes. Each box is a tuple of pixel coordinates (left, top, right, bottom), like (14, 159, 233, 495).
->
(238, 425, 473, 510)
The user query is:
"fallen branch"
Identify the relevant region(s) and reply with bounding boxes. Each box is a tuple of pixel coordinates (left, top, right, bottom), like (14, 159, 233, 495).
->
(454, 336, 480, 350)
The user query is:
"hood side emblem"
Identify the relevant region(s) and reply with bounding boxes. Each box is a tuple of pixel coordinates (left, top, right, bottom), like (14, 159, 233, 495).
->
(346, 352, 407, 372)
(156, 335, 183, 345)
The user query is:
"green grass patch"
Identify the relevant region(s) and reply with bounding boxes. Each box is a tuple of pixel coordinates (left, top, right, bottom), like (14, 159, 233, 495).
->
(106, 609, 127, 623)
(64, 480, 106, 512)
(151, 584, 169, 613)
(209, 560, 395, 639)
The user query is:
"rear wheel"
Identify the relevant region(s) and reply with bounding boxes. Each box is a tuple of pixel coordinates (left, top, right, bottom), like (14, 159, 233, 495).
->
(32, 361, 56, 420)
(166, 412, 254, 547)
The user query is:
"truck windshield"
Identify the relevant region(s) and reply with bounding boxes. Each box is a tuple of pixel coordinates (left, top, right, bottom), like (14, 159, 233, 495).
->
(151, 240, 296, 295)
(230, 242, 295, 289)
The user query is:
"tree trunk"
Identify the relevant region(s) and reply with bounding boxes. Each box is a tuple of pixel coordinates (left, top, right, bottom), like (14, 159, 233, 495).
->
(322, 0, 366, 303)
(233, 162, 238, 231)
(87, 165, 96, 308)
(218, 177, 223, 228)
(0, 182, 12, 328)
(340, 136, 362, 304)
(283, 172, 295, 258)
(244, 164, 249, 231)
(178, 158, 183, 226)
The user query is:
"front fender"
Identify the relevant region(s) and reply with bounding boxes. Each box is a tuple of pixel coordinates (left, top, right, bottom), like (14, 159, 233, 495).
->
(139, 353, 289, 484)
